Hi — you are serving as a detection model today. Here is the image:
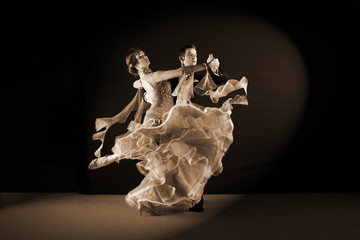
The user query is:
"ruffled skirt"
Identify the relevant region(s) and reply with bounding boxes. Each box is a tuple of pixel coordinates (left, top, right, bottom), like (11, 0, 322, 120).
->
(111, 103, 234, 215)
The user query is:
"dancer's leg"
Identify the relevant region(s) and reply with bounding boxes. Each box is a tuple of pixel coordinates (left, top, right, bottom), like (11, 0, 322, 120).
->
(88, 154, 119, 170)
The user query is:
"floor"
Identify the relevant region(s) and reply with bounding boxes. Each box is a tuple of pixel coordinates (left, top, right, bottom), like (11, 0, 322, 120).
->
(1, 193, 359, 240)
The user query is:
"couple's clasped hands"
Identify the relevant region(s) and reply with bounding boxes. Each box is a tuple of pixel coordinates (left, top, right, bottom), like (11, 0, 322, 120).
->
(207, 53, 220, 74)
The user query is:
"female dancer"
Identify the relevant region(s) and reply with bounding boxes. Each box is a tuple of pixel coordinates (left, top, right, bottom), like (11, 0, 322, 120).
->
(89, 47, 248, 216)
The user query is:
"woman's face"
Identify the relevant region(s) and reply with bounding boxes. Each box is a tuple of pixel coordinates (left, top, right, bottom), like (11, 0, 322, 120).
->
(135, 50, 150, 69)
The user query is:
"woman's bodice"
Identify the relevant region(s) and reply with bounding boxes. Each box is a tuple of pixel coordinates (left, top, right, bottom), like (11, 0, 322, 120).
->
(141, 79, 174, 111)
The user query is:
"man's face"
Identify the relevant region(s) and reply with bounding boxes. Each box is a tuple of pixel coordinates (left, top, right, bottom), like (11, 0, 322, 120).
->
(183, 48, 197, 66)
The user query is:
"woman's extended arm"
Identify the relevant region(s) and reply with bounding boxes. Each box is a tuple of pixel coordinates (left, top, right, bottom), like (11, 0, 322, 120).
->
(151, 63, 209, 83)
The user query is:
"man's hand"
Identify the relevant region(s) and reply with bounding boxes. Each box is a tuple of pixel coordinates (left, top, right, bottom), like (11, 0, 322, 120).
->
(206, 54, 215, 64)
(208, 58, 220, 75)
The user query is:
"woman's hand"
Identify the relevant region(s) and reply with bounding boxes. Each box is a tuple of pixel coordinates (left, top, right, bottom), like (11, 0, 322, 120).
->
(208, 57, 220, 74)
(206, 54, 215, 64)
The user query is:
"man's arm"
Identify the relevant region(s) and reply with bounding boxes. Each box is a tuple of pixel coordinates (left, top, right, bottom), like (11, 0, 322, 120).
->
(210, 67, 230, 85)
(206, 56, 230, 85)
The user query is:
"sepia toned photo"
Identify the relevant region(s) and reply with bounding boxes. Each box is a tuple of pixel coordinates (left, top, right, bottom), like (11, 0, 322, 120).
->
(1, 1, 359, 240)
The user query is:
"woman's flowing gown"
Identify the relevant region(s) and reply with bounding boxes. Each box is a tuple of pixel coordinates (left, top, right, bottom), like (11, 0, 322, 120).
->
(90, 70, 248, 215)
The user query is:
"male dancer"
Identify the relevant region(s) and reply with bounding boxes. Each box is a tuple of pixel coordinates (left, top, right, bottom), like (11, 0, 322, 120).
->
(171, 44, 231, 212)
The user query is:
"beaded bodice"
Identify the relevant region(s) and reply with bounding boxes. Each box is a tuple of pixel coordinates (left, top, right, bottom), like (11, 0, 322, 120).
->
(152, 81, 173, 109)
(141, 79, 173, 111)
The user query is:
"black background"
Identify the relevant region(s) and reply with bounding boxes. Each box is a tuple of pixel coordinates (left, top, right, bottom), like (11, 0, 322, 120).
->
(2, 1, 358, 194)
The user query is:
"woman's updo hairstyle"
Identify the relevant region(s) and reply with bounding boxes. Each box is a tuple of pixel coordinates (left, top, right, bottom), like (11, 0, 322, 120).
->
(126, 47, 142, 76)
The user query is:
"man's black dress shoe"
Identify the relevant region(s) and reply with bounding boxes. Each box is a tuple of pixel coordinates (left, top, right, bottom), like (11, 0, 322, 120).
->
(189, 196, 204, 212)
